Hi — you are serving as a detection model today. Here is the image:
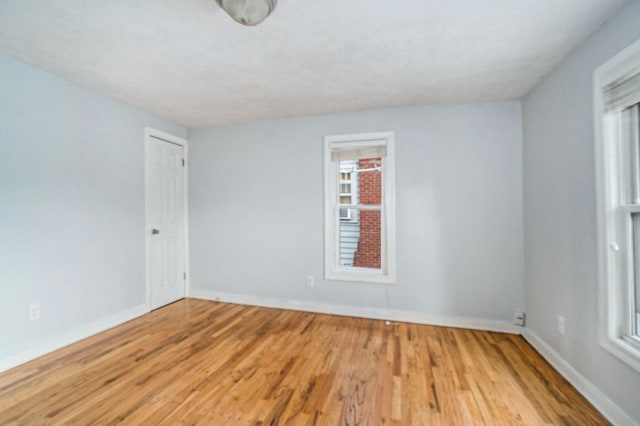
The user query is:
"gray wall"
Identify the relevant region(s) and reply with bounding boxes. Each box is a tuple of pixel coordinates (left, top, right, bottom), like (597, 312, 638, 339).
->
(522, 0, 640, 422)
(0, 51, 186, 359)
(189, 102, 524, 321)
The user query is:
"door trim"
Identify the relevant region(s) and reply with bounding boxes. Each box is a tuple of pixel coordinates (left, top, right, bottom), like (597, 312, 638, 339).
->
(144, 127, 189, 311)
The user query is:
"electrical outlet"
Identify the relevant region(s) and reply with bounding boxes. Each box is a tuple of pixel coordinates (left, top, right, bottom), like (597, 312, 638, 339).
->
(557, 315, 565, 335)
(306, 275, 315, 288)
(28, 303, 41, 321)
(513, 311, 526, 326)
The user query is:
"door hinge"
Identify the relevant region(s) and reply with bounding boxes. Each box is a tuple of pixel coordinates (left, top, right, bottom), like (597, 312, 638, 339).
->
(183, 272, 187, 280)
(182, 158, 185, 166)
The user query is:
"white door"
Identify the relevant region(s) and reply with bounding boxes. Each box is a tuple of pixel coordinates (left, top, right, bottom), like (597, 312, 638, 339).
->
(146, 132, 186, 310)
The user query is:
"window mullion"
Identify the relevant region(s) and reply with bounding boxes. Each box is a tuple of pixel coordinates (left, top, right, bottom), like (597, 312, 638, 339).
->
(620, 205, 640, 214)
(350, 204, 382, 211)
(337, 205, 381, 210)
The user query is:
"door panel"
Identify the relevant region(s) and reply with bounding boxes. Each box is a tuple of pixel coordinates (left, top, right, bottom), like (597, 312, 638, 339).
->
(147, 136, 185, 310)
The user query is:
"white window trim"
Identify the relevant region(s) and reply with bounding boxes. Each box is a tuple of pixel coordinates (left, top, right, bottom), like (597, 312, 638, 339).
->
(594, 38, 640, 373)
(324, 131, 396, 284)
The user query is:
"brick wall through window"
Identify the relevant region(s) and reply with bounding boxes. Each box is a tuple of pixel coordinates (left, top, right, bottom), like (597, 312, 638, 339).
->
(353, 158, 381, 269)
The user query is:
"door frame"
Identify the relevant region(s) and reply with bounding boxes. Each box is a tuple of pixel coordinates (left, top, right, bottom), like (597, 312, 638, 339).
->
(144, 127, 189, 311)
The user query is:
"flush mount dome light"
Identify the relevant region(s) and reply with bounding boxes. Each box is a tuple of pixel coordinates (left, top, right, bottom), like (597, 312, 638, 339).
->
(216, 0, 277, 26)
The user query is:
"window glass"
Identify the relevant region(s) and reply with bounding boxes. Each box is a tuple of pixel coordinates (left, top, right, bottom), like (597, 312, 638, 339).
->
(633, 212, 640, 336)
(622, 104, 640, 338)
(336, 159, 382, 269)
(356, 158, 382, 205)
(622, 105, 640, 205)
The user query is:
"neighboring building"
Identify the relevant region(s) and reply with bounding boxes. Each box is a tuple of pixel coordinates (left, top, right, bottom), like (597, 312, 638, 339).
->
(339, 160, 359, 266)
(353, 158, 382, 269)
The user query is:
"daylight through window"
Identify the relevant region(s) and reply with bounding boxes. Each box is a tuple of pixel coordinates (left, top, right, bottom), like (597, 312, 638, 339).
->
(324, 132, 396, 284)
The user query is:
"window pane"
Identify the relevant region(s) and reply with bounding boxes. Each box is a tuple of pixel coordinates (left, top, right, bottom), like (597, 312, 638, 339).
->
(634, 212, 640, 336)
(338, 208, 381, 269)
(622, 104, 640, 205)
(357, 157, 382, 205)
(339, 206, 353, 221)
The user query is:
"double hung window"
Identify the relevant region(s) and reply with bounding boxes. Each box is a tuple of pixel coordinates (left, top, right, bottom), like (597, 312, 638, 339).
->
(324, 132, 396, 284)
(595, 39, 640, 371)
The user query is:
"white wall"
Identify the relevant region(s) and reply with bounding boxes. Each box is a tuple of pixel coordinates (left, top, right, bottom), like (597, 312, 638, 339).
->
(189, 102, 524, 323)
(522, 0, 640, 423)
(0, 51, 186, 360)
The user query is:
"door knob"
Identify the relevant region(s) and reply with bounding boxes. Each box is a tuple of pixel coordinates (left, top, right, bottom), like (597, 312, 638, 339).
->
(151, 229, 160, 235)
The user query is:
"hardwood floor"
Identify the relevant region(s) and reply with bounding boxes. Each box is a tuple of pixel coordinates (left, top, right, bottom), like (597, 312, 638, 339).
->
(0, 299, 607, 425)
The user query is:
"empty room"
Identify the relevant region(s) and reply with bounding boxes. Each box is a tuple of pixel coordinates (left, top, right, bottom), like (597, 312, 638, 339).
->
(1, 0, 640, 424)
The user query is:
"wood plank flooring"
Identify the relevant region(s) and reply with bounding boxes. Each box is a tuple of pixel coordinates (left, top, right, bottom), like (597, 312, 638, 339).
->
(0, 299, 608, 425)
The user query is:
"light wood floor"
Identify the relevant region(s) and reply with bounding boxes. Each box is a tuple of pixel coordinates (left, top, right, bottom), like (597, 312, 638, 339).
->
(0, 299, 607, 425)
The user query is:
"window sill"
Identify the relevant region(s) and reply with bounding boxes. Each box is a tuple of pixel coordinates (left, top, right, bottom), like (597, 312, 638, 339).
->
(601, 334, 640, 374)
(325, 267, 396, 285)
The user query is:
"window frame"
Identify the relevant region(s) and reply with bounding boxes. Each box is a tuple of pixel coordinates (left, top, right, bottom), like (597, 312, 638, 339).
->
(324, 131, 396, 284)
(594, 38, 640, 373)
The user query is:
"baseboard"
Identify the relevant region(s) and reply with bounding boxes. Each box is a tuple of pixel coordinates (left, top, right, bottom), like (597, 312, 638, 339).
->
(188, 288, 522, 334)
(522, 329, 637, 426)
(191, 289, 637, 424)
(2, 293, 633, 425)
(0, 304, 149, 374)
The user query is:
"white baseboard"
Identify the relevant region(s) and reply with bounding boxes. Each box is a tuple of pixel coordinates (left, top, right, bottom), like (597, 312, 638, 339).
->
(2, 292, 634, 425)
(522, 329, 637, 426)
(0, 304, 149, 374)
(188, 288, 522, 334)
(192, 289, 638, 425)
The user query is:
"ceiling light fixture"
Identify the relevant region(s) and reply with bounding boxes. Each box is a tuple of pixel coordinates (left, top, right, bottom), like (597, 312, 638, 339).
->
(215, 0, 277, 26)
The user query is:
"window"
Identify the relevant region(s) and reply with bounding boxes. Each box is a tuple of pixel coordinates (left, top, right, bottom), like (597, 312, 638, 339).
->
(324, 132, 396, 284)
(339, 163, 356, 221)
(595, 38, 640, 372)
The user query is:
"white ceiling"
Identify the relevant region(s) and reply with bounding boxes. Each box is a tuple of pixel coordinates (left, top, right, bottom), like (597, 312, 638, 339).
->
(0, 0, 628, 128)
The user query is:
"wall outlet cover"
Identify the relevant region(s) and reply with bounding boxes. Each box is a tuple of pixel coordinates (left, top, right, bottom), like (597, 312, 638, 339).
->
(558, 315, 565, 335)
(513, 311, 526, 326)
(28, 303, 41, 321)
